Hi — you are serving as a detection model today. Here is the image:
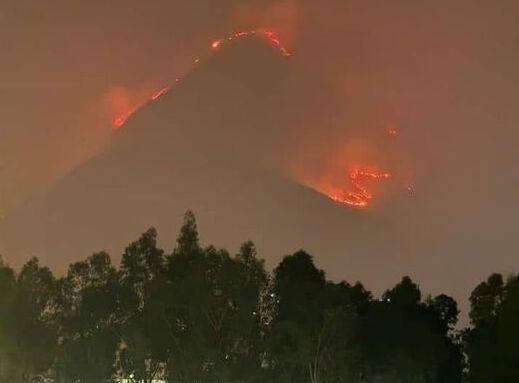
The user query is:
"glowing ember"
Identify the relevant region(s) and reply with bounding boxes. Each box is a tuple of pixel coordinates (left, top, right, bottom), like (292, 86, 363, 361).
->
(113, 117, 125, 129)
(113, 85, 172, 128)
(328, 169, 392, 208)
(151, 87, 170, 101)
(112, 28, 291, 129)
(211, 29, 292, 57)
(262, 30, 292, 57)
(113, 112, 133, 129)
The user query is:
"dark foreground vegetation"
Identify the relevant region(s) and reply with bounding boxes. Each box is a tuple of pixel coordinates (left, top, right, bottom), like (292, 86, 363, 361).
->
(0, 211, 518, 383)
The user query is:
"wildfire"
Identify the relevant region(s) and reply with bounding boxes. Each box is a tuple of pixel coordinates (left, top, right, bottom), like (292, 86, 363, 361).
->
(151, 87, 170, 101)
(112, 28, 291, 129)
(113, 111, 135, 129)
(212, 29, 292, 57)
(108, 30, 405, 210)
(327, 169, 392, 208)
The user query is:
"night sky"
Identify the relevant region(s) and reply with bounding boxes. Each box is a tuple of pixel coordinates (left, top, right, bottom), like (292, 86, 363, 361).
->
(1, 1, 518, 321)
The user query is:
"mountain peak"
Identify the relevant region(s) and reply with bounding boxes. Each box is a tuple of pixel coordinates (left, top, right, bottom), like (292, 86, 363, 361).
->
(110, 32, 294, 168)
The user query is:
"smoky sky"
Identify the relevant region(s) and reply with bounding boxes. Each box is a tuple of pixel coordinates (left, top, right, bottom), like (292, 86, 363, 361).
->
(1, 0, 519, 321)
(0, 0, 286, 212)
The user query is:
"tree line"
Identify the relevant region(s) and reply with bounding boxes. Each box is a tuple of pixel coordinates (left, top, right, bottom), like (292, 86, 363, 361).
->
(0, 211, 518, 383)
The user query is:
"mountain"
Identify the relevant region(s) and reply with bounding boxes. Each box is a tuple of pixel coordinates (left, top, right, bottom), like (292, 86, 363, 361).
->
(0, 36, 409, 294)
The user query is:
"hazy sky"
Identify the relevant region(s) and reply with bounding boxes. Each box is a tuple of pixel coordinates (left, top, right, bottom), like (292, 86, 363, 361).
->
(1, 1, 519, 314)
(0, 0, 248, 211)
(2, 0, 517, 209)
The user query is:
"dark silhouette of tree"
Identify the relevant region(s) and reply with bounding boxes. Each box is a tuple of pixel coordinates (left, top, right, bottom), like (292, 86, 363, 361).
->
(268, 251, 329, 383)
(164, 213, 268, 382)
(428, 294, 459, 332)
(0, 257, 17, 381)
(496, 276, 519, 381)
(383, 275, 421, 308)
(218, 241, 268, 382)
(175, 210, 201, 257)
(14, 258, 57, 382)
(360, 276, 463, 383)
(323, 281, 371, 382)
(469, 273, 504, 327)
(465, 273, 519, 382)
(55, 252, 120, 383)
(4, 210, 514, 383)
(268, 252, 375, 383)
(118, 227, 168, 383)
(164, 211, 208, 382)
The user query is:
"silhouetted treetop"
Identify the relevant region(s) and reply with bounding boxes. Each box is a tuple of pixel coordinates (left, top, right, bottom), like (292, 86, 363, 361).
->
(175, 210, 201, 256)
(469, 273, 504, 326)
(383, 275, 421, 308)
(0, 211, 515, 383)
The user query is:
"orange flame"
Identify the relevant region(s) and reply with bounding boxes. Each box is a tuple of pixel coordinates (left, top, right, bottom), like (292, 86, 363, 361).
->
(211, 29, 292, 57)
(326, 169, 392, 208)
(113, 115, 128, 129)
(112, 29, 291, 129)
(151, 87, 170, 101)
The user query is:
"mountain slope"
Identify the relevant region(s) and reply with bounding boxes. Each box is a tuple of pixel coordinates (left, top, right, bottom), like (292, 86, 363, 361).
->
(0, 37, 408, 295)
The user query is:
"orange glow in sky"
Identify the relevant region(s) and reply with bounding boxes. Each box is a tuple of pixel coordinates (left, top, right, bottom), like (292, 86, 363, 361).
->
(113, 115, 128, 129)
(112, 28, 291, 129)
(212, 29, 292, 57)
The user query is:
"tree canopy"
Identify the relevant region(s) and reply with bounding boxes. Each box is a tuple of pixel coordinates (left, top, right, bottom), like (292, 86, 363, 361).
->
(0, 211, 514, 383)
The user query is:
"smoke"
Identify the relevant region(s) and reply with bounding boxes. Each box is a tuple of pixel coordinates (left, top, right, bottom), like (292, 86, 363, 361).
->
(86, 0, 517, 214)
(1, 0, 518, 320)
(231, 0, 300, 46)
(223, 0, 519, 307)
(102, 85, 160, 129)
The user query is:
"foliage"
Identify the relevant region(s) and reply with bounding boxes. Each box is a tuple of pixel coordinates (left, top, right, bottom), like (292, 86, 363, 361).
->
(464, 274, 519, 382)
(54, 252, 120, 383)
(1, 211, 515, 383)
